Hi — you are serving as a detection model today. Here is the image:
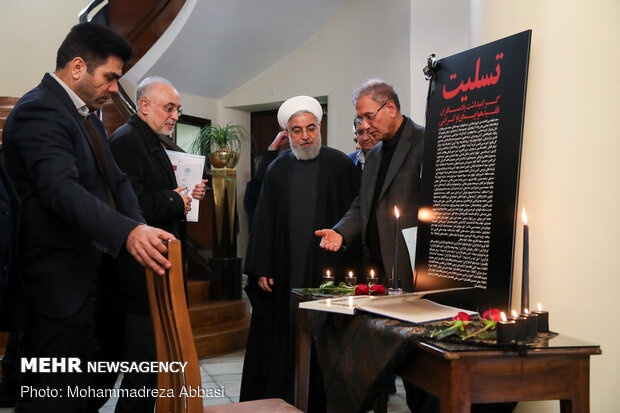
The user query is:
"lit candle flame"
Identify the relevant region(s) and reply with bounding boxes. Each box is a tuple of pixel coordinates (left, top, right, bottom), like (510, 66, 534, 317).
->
(348, 271, 353, 277)
(511, 309, 519, 318)
(326, 270, 331, 277)
(500, 312, 507, 322)
(522, 207, 528, 224)
(370, 269, 375, 278)
(523, 308, 530, 315)
(394, 206, 400, 219)
(537, 303, 543, 311)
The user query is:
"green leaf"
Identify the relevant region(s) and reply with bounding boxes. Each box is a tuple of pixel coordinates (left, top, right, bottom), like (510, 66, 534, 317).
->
(189, 123, 250, 155)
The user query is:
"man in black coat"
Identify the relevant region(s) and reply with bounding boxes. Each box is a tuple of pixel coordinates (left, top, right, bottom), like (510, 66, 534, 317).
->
(0, 145, 19, 321)
(243, 130, 289, 229)
(2, 23, 174, 412)
(0, 146, 21, 407)
(316, 80, 424, 292)
(317, 79, 516, 413)
(240, 96, 361, 409)
(92, 76, 206, 412)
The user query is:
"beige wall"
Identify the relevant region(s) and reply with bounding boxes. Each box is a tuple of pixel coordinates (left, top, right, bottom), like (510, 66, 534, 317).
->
(5, 3, 617, 410)
(471, 1, 620, 412)
(222, 0, 412, 155)
(221, 0, 413, 254)
(410, 0, 471, 122)
(0, 0, 86, 96)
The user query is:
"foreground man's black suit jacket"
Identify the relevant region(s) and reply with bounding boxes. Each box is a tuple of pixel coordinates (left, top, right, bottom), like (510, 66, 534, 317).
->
(2, 73, 143, 319)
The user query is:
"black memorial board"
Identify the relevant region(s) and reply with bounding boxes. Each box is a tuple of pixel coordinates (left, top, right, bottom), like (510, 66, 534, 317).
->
(414, 30, 531, 312)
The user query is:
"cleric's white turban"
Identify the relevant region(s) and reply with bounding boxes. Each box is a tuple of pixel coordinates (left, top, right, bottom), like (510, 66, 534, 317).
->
(277, 95, 323, 129)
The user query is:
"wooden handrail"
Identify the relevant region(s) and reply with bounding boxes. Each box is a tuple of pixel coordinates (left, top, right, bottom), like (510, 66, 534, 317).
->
(81, 0, 186, 135)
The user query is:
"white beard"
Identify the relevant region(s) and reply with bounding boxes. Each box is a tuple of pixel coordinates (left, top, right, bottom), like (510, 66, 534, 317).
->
(290, 137, 321, 160)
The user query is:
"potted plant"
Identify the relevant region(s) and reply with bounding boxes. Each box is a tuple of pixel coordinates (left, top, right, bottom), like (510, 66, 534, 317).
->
(190, 123, 249, 168)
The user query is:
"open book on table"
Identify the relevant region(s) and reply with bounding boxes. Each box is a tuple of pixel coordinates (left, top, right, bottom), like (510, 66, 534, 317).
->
(298, 288, 477, 324)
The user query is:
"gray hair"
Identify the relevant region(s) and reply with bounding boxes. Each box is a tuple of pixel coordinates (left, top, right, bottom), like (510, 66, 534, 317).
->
(352, 78, 401, 111)
(136, 76, 174, 102)
(353, 116, 363, 133)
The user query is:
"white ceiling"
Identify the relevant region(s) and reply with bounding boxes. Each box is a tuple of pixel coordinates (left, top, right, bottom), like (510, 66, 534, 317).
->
(143, 0, 349, 99)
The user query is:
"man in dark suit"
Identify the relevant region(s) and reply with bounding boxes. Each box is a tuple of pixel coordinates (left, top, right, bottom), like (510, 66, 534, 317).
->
(243, 130, 289, 229)
(0, 145, 19, 320)
(316, 80, 516, 413)
(2, 23, 174, 412)
(316, 79, 424, 292)
(315, 79, 436, 411)
(93, 76, 205, 412)
(348, 116, 379, 171)
(0, 146, 21, 407)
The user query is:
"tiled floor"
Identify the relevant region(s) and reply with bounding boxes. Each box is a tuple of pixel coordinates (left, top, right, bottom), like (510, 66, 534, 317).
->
(0, 350, 411, 412)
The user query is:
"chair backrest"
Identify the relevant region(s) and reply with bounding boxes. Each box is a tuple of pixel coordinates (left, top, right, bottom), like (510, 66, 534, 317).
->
(146, 239, 203, 413)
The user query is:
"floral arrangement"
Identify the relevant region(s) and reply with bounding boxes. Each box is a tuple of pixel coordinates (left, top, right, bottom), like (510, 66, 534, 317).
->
(300, 281, 386, 296)
(431, 308, 502, 341)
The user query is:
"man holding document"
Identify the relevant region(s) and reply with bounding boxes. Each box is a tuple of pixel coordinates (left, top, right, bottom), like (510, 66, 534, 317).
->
(94, 76, 207, 412)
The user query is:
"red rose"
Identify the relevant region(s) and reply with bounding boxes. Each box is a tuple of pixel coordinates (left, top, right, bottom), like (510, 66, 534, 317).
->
(355, 284, 369, 295)
(452, 312, 471, 322)
(369, 284, 386, 296)
(482, 308, 502, 322)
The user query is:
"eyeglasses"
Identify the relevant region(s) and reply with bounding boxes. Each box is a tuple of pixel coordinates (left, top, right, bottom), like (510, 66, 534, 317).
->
(354, 129, 372, 138)
(355, 100, 389, 123)
(144, 97, 183, 117)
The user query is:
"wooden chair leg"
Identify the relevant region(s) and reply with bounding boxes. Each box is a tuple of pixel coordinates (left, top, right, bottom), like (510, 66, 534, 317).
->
(374, 387, 389, 413)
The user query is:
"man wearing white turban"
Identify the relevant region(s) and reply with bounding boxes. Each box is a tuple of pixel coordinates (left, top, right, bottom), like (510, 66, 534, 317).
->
(240, 96, 361, 409)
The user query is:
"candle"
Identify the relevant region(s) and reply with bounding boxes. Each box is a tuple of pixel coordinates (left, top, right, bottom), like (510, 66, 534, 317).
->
(345, 270, 357, 285)
(521, 308, 538, 340)
(392, 206, 400, 290)
(368, 269, 377, 285)
(323, 270, 334, 284)
(521, 208, 529, 313)
(533, 303, 549, 333)
(496, 312, 516, 346)
(510, 310, 527, 342)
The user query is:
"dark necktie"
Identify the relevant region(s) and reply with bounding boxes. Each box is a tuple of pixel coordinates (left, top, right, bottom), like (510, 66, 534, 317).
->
(82, 115, 117, 209)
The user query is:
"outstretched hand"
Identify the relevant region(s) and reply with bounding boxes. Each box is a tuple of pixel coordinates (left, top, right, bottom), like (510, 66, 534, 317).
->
(126, 224, 175, 275)
(315, 229, 343, 251)
(258, 276, 274, 293)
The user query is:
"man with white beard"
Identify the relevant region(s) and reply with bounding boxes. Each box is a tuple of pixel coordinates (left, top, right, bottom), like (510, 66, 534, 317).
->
(240, 96, 361, 409)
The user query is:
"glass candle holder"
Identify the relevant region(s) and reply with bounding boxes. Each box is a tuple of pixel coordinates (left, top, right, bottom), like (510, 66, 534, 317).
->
(510, 310, 527, 342)
(367, 269, 377, 285)
(496, 319, 516, 346)
(323, 270, 334, 284)
(521, 309, 538, 340)
(533, 304, 549, 333)
(345, 271, 357, 285)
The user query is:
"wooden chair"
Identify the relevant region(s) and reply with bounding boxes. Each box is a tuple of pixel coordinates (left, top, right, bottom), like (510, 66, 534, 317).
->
(147, 240, 301, 413)
(146, 239, 203, 413)
(203, 399, 302, 413)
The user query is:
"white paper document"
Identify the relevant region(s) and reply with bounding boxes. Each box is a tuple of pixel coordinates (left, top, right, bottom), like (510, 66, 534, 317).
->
(299, 287, 476, 324)
(165, 150, 205, 222)
(402, 226, 418, 271)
